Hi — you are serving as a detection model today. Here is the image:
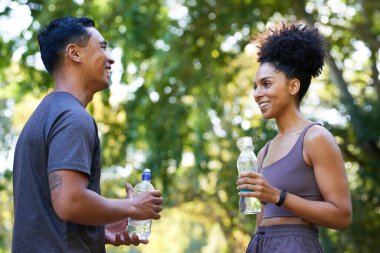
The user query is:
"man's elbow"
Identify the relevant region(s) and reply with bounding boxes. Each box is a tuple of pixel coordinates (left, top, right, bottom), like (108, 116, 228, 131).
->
(52, 201, 75, 222)
(51, 196, 82, 222)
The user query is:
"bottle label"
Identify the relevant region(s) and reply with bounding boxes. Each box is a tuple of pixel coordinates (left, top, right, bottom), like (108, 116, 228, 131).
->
(239, 189, 252, 193)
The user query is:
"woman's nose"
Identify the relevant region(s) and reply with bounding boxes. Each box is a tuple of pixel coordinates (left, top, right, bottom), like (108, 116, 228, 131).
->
(254, 86, 263, 99)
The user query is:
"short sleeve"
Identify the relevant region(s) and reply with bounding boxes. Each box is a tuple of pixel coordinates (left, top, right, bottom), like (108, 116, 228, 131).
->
(46, 110, 97, 176)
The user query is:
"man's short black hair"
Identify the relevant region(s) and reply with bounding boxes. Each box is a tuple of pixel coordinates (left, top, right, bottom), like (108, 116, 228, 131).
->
(37, 16, 95, 74)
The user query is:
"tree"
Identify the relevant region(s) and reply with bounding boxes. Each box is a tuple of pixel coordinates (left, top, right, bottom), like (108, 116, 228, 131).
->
(0, 0, 379, 252)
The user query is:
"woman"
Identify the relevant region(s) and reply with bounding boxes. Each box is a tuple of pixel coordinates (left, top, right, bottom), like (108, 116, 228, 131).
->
(236, 23, 352, 253)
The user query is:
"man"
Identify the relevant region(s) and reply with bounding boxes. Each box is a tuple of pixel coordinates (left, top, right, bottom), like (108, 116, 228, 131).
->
(12, 16, 163, 252)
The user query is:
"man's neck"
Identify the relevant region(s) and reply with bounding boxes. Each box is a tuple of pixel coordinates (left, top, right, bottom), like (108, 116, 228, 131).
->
(53, 83, 93, 108)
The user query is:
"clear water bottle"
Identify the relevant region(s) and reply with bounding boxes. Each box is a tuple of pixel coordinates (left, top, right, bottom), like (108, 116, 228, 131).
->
(127, 169, 155, 240)
(237, 136, 261, 214)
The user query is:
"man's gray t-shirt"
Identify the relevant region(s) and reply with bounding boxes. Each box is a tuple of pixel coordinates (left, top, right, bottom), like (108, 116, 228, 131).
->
(13, 92, 105, 252)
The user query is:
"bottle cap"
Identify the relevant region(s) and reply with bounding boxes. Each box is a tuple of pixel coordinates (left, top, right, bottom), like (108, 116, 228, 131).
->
(239, 136, 253, 149)
(142, 169, 152, 181)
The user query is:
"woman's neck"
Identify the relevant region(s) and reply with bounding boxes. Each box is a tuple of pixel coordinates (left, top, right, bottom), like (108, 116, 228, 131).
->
(275, 110, 309, 135)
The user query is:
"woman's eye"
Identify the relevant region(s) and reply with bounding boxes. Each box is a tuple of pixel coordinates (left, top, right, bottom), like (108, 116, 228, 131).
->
(264, 82, 271, 87)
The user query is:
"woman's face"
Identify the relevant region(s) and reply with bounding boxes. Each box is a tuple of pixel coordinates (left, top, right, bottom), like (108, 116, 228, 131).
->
(253, 63, 295, 119)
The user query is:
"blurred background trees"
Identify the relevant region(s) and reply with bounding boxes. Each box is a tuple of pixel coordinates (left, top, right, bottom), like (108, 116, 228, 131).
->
(1, 0, 379, 252)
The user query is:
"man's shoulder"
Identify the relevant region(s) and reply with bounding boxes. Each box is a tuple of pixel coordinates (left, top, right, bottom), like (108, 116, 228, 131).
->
(42, 92, 91, 119)
(33, 92, 96, 135)
(45, 92, 84, 109)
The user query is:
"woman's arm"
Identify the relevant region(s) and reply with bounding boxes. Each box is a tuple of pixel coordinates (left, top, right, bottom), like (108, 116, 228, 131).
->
(237, 126, 352, 230)
(291, 125, 352, 230)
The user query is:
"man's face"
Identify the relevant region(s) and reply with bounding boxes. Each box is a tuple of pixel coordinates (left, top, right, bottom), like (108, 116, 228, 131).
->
(80, 27, 114, 92)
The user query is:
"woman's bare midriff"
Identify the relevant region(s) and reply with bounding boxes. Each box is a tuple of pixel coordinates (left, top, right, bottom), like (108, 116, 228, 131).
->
(260, 217, 313, 227)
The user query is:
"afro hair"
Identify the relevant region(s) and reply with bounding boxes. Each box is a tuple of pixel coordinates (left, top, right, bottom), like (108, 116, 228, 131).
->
(254, 22, 326, 101)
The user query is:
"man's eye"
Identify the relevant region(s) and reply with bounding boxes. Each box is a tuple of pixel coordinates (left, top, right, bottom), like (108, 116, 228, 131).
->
(264, 82, 271, 87)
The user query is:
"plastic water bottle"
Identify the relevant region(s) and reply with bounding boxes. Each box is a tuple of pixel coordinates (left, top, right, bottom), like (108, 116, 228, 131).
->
(127, 169, 155, 240)
(237, 136, 261, 214)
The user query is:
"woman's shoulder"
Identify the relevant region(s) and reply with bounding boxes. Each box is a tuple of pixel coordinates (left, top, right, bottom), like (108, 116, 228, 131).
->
(304, 123, 338, 150)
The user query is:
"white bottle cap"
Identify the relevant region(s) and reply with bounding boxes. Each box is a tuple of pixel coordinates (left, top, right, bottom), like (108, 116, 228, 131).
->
(239, 136, 253, 149)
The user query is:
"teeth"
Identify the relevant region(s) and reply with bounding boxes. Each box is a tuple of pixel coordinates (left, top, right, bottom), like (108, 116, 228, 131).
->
(259, 102, 269, 108)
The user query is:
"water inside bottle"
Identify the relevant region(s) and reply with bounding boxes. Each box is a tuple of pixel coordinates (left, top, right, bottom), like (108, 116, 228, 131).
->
(240, 196, 261, 214)
(127, 219, 152, 240)
(237, 136, 261, 214)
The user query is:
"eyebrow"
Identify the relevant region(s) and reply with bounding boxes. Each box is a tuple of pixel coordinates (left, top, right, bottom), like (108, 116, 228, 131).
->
(253, 76, 273, 85)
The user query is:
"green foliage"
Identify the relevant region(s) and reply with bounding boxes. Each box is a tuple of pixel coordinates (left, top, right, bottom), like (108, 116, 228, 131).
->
(0, 0, 379, 252)
(0, 170, 12, 252)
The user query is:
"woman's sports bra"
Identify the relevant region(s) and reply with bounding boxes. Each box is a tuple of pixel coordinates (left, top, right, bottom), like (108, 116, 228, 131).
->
(261, 123, 324, 219)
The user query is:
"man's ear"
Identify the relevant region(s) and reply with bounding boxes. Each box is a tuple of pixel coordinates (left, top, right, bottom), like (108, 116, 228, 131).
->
(289, 78, 300, 96)
(65, 44, 82, 63)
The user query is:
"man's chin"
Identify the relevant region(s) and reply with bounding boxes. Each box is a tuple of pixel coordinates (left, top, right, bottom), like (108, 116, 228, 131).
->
(104, 82, 111, 90)
(99, 82, 111, 91)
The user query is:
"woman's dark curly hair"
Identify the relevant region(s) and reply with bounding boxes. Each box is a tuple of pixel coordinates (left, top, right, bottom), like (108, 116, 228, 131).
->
(254, 22, 326, 102)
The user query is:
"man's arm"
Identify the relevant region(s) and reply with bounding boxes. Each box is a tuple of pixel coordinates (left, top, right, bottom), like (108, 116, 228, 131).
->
(49, 169, 163, 225)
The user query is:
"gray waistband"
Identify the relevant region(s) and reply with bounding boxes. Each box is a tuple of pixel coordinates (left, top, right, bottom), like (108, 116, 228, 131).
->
(256, 224, 319, 238)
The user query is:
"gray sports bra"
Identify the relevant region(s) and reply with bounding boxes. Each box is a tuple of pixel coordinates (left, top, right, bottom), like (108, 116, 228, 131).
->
(261, 123, 324, 219)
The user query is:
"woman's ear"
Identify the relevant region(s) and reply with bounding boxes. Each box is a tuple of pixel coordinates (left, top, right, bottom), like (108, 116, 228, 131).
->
(65, 44, 82, 63)
(289, 78, 300, 95)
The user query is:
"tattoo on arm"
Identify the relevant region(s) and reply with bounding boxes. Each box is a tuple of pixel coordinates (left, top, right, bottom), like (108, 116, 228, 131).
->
(49, 172, 62, 201)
